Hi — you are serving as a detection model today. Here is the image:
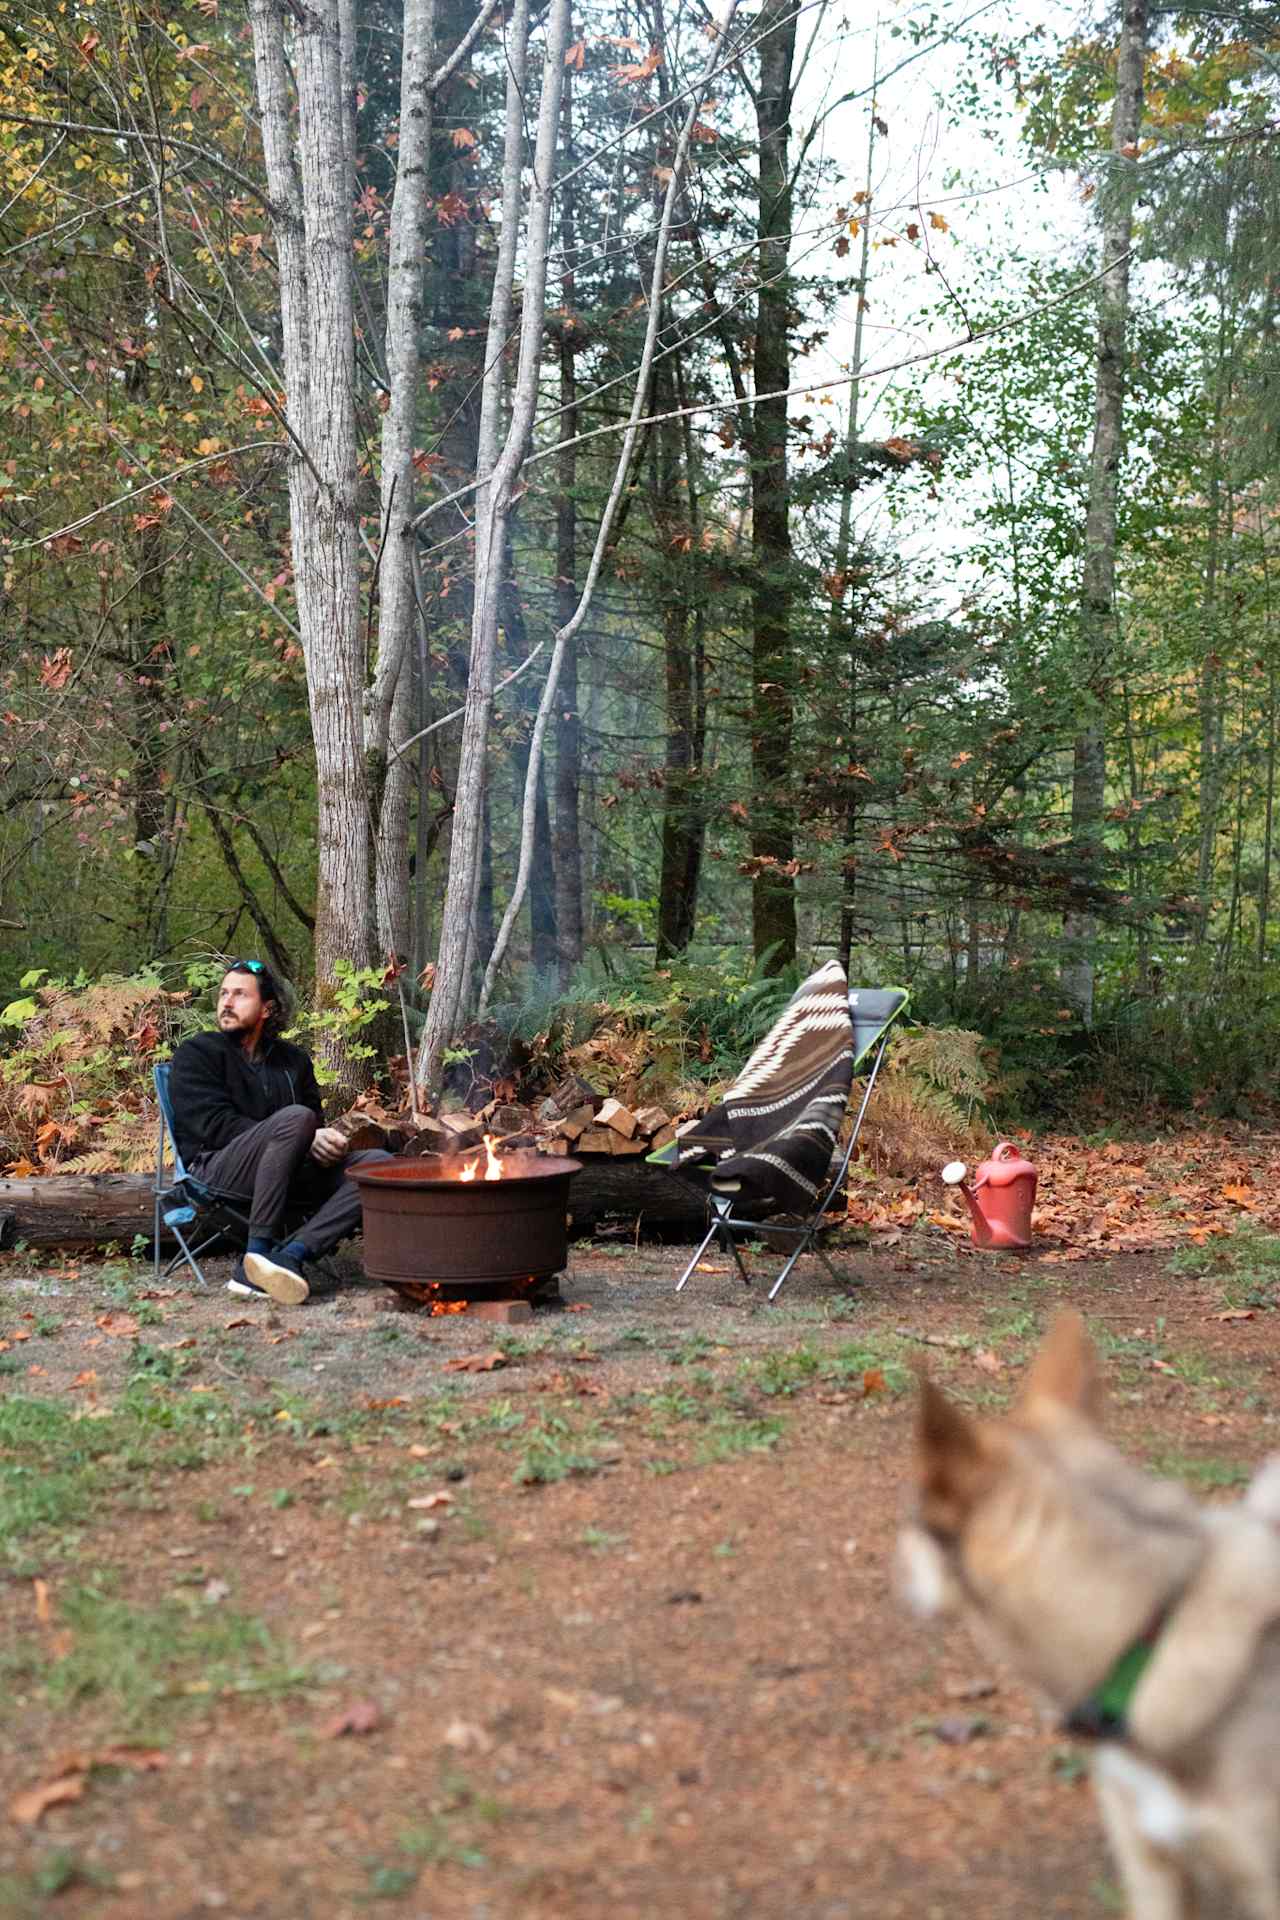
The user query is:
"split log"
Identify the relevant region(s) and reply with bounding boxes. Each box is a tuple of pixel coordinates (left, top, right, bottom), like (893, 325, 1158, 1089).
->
(596, 1098, 638, 1139)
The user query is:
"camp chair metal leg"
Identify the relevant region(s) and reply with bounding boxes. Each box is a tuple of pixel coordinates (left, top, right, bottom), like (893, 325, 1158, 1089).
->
(727, 1232, 752, 1288)
(767, 1234, 813, 1302)
(675, 1219, 721, 1293)
(168, 1222, 211, 1289)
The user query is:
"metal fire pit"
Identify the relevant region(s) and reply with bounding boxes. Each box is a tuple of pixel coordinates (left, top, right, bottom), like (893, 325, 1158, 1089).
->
(347, 1152, 581, 1300)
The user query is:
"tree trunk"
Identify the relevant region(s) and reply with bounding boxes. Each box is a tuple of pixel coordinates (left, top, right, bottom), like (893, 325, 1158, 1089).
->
(832, 98, 876, 978)
(418, 0, 547, 1090)
(553, 74, 584, 985)
(654, 370, 705, 961)
(248, 0, 371, 1031)
(1060, 0, 1147, 1025)
(750, 0, 799, 974)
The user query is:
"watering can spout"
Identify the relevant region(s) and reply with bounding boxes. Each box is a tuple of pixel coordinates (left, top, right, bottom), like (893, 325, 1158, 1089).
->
(941, 1160, 986, 1234)
(941, 1145, 1037, 1250)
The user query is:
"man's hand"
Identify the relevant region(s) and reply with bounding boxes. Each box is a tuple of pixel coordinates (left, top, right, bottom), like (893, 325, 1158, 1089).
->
(309, 1126, 348, 1166)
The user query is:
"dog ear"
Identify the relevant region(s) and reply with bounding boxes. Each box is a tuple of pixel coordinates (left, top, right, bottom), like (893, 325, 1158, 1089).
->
(1018, 1308, 1100, 1417)
(916, 1373, 991, 1533)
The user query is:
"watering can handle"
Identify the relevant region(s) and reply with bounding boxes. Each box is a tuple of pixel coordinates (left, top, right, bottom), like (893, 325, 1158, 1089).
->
(993, 1141, 1017, 1160)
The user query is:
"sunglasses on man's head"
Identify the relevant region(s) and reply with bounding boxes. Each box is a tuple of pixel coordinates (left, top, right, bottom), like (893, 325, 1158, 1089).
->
(225, 959, 266, 976)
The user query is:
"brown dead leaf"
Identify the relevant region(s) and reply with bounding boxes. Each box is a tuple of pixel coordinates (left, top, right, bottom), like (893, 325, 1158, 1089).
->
(96, 1311, 139, 1337)
(973, 1349, 1003, 1374)
(443, 1350, 507, 1374)
(223, 1317, 255, 1331)
(320, 1700, 383, 1739)
(10, 1773, 84, 1825)
(67, 1370, 98, 1391)
(442, 1718, 492, 1752)
(33, 1578, 50, 1625)
(406, 1491, 454, 1511)
(1216, 1308, 1256, 1322)
(861, 1368, 887, 1396)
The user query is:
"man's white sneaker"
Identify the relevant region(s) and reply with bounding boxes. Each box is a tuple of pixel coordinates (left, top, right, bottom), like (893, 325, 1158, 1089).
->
(242, 1249, 310, 1306)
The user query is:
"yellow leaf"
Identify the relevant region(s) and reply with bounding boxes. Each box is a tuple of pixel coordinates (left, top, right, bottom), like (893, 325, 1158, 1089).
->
(928, 209, 949, 232)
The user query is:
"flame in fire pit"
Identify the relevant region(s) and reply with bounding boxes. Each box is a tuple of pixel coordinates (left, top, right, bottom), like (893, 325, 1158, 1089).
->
(458, 1133, 504, 1183)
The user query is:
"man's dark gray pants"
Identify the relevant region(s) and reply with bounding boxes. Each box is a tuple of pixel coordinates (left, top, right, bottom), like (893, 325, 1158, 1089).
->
(191, 1105, 393, 1256)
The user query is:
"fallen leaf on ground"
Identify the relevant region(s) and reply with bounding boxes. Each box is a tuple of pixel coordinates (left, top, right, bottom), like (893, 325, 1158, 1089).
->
(10, 1773, 85, 1825)
(96, 1311, 139, 1336)
(321, 1700, 382, 1739)
(861, 1369, 887, 1396)
(223, 1317, 254, 1331)
(1215, 1308, 1255, 1322)
(406, 1491, 454, 1511)
(973, 1349, 1003, 1374)
(444, 1351, 507, 1373)
(33, 1578, 50, 1625)
(9, 1745, 167, 1827)
(441, 1719, 492, 1752)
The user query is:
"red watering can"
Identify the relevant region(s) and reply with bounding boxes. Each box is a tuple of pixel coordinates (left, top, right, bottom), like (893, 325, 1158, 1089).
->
(941, 1141, 1037, 1250)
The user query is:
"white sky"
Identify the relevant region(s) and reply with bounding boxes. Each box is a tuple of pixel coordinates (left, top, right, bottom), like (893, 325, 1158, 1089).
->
(791, 0, 1096, 590)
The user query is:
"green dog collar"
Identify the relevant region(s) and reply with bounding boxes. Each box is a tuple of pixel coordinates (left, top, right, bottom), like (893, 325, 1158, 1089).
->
(1064, 1628, 1160, 1742)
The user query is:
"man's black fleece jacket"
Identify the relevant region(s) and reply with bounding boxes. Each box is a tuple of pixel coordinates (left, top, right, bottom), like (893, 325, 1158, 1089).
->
(167, 1029, 324, 1169)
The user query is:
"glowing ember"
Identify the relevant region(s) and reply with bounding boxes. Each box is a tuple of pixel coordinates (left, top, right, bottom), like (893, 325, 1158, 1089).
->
(458, 1159, 476, 1183)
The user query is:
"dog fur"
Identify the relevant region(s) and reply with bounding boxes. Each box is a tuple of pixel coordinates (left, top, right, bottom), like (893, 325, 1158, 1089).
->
(896, 1310, 1280, 1919)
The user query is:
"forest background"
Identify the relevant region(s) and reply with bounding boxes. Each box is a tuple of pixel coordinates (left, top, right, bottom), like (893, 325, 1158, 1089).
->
(3, 0, 1279, 1155)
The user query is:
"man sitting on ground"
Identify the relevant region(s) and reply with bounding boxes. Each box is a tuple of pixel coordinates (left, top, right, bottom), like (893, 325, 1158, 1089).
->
(168, 959, 392, 1304)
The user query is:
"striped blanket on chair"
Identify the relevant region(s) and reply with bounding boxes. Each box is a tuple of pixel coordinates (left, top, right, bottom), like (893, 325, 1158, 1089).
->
(668, 961, 854, 1211)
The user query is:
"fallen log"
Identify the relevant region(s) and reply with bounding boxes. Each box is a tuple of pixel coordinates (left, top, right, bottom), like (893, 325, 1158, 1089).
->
(0, 1157, 707, 1249)
(566, 1158, 705, 1232)
(0, 1173, 168, 1249)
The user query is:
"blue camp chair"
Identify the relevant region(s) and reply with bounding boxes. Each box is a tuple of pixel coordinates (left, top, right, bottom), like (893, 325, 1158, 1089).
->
(652, 982, 909, 1301)
(152, 1061, 252, 1288)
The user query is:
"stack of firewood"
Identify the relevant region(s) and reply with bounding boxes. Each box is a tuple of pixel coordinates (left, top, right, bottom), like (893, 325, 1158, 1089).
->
(330, 1079, 686, 1164)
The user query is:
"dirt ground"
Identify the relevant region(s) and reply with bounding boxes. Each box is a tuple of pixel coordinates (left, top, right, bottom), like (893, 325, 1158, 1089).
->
(1, 1224, 1277, 1920)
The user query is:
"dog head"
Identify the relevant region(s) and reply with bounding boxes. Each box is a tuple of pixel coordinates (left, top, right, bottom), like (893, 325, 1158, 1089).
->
(896, 1311, 1204, 1707)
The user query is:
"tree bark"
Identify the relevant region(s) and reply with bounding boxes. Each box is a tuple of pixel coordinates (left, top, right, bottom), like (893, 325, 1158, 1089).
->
(248, 0, 370, 1035)
(553, 74, 584, 984)
(367, 0, 437, 963)
(750, 0, 799, 974)
(654, 368, 706, 960)
(1060, 0, 1147, 1025)
(418, 0, 541, 1089)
